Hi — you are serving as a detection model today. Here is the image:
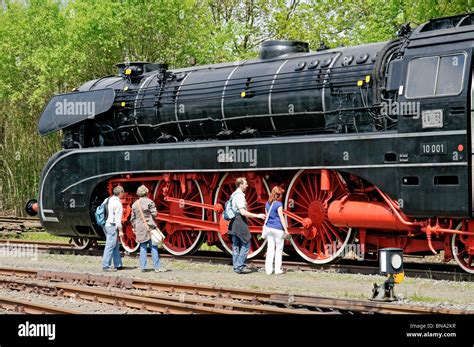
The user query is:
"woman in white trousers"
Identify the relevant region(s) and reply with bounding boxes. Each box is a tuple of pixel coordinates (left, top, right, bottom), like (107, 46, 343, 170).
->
(264, 186, 290, 275)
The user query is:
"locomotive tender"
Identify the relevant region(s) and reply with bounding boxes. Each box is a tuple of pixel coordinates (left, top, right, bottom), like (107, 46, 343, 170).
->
(28, 13, 474, 272)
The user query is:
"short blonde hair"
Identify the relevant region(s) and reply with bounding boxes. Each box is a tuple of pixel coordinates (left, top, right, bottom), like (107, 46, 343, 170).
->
(136, 185, 149, 197)
(235, 177, 247, 189)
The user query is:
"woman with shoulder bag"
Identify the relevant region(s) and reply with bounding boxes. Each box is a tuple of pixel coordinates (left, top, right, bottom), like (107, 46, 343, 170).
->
(263, 186, 289, 275)
(130, 185, 166, 273)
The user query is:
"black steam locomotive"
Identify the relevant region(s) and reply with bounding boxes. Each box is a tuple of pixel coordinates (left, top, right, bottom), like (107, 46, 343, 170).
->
(28, 13, 474, 273)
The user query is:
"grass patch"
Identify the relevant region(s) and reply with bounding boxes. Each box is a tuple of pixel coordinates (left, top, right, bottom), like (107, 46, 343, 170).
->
(1, 231, 68, 242)
(199, 243, 222, 252)
(409, 292, 442, 303)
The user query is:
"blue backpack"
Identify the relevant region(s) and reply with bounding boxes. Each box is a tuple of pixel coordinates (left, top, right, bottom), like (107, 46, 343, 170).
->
(223, 192, 242, 221)
(95, 197, 110, 227)
(223, 198, 236, 221)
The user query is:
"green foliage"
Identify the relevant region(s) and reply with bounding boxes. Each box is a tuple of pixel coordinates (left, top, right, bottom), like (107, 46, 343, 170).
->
(0, 0, 472, 214)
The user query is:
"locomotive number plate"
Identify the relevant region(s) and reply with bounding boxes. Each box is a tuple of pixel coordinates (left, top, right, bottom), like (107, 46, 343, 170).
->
(422, 109, 443, 129)
(420, 142, 447, 155)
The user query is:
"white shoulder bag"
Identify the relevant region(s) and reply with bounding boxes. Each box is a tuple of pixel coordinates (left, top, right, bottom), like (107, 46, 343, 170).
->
(261, 202, 275, 240)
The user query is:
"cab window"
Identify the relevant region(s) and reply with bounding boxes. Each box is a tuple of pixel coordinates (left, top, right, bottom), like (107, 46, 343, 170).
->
(406, 53, 465, 98)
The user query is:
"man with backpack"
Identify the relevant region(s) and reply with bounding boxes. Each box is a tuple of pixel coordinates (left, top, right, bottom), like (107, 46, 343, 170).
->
(101, 186, 125, 271)
(227, 177, 265, 274)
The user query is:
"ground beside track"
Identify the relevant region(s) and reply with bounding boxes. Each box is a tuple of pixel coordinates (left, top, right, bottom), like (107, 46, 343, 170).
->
(0, 251, 473, 312)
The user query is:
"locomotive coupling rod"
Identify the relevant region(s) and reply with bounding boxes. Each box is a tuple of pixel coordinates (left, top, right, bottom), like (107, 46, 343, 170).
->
(282, 210, 312, 229)
(163, 196, 224, 213)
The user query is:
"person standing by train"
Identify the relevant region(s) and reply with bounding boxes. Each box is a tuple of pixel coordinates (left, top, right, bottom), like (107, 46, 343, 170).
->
(228, 177, 266, 274)
(102, 186, 124, 271)
(263, 186, 290, 275)
(130, 185, 165, 272)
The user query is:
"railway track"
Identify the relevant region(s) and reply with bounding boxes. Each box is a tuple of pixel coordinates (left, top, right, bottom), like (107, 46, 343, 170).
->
(0, 216, 42, 233)
(0, 269, 314, 314)
(0, 296, 79, 314)
(0, 238, 76, 249)
(0, 267, 471, 315)
(0, 237, 472, 282)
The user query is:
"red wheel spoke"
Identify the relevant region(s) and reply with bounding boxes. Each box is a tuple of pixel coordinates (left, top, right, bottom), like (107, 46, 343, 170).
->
(184, 211, 203, 218)
(322, 220, 344, 244)
(313, 174, 319, 200)
(246, 189, 257, 201)
(292, 189, 311, 206)
(292, 200, 310, 209)
(185, 192, 200, 201)
(306, 239, 313, 254)
(306, 174, 316, 200)
(301, 237, 309, 249)
(287, 170, 351, 264)
(315, 238, 321, 256)
(298, 180, 313, 204)
(320, 226, 332, 249)
(319, 190, 327, 203)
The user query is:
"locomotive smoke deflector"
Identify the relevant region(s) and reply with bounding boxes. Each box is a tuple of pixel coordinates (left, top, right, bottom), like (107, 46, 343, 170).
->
(37, 88, 115, 136)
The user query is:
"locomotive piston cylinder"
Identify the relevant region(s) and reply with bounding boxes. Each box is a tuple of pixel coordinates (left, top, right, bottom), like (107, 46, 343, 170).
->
(327, 200, 417, 232)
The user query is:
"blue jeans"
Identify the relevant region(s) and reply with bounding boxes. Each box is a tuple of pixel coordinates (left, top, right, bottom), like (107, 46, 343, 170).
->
(102, 225, 122, 269)
(139, 240, 160, 270)
(231, 235, 250, 272)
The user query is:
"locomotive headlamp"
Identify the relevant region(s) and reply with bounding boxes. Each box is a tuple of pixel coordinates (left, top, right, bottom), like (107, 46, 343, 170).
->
(371, 248, 404, 302)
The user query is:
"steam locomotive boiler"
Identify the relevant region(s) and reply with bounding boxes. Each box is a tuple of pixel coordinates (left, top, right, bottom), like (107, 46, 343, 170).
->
(28, 13, 474, 273)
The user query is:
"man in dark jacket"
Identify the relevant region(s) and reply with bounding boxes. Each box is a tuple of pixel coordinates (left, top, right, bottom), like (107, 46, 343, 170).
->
(228, 177, 265, 274)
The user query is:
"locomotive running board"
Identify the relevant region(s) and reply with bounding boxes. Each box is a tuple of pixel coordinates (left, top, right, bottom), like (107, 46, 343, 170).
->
(38, 88, 115, 136)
